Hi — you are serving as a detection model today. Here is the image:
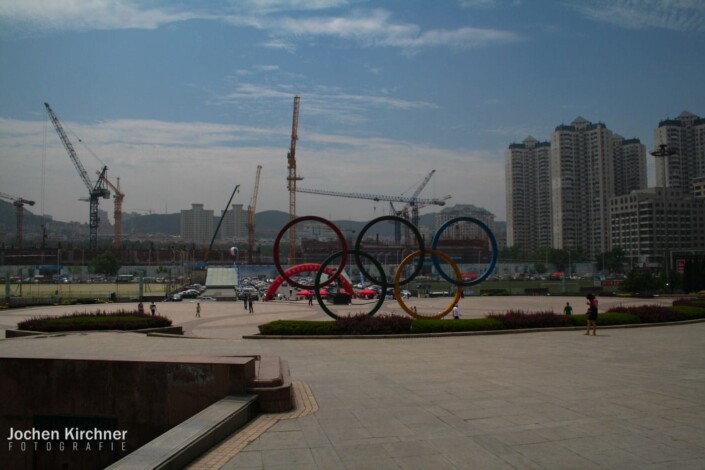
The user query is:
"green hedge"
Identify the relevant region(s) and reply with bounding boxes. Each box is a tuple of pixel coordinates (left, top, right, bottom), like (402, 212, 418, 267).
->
(255, 303, 704, 336)
(671, 305, 705, 319)
(258, 320, 334, 336)
(569, 312, 640, 327)
(411, 318, 504, 333)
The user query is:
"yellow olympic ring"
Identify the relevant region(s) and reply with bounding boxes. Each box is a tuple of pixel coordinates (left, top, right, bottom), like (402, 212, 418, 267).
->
(394, 249, 463, 320)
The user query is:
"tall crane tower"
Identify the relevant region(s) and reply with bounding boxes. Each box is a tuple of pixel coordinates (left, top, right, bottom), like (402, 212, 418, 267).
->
(286, 96, 302, 264)
(405, 169, 437, 228)
(98, 172, 125, 249)
(44, 103, 110, 249)
(0, 191, 35, 247)
(247, 165, 262, 264)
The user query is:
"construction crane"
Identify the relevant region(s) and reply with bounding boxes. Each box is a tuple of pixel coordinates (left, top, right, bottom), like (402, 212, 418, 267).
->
(0, 191, 35, 247)
(247, 165, 263, 264)
(405, 169, 437, 228)
(296, 187, 450, 208)
(98, 172, 125, 249)
(297, 185, 449, 246)
(44, 102, 110, 249)
(286, 96, 302, 264)
(385, 170, 439, 244)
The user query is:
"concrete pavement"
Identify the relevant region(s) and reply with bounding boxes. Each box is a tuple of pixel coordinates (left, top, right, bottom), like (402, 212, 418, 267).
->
(1, 296, 704, 469)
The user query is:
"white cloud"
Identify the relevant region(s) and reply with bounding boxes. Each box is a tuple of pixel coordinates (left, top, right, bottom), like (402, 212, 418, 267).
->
(0, 1, 523, 51)
(0, 116, 507, 224)
(567, 0, 705, 32)
(215, 83, 438, 126)
(0, 0, 205, 34)
(230, 9, 523, 50)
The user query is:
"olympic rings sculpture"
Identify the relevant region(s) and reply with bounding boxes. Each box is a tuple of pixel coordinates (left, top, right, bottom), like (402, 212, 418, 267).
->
(272, 215, 498, 320)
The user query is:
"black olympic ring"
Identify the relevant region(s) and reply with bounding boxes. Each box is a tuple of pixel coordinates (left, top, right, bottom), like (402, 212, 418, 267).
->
(272, 215, 498, 318)
(315, 250, 387, 320)
(354, 215, 425, 287)
(272, 215, 348, 289)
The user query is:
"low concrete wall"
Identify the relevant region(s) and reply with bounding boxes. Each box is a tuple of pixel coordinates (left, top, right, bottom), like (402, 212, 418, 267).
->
(0, 354, 257, 469)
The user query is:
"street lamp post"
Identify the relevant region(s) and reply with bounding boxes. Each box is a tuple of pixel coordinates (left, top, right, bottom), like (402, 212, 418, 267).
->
(649, 144, 677, 291)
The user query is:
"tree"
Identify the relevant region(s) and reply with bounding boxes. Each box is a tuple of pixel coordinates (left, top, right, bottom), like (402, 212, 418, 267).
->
(595, 247, 626, 274)
(500, 245, 525, 261)
(619, 269, 657, 293)
(90, 251, 121, 277)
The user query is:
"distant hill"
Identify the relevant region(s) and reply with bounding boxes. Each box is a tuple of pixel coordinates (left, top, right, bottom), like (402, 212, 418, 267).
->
(1, 200, 504, 242)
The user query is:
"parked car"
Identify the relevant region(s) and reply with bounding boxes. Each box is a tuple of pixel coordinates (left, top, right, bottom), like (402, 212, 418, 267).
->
(180, 289, 200, 298)
(237, 288, 260, 301)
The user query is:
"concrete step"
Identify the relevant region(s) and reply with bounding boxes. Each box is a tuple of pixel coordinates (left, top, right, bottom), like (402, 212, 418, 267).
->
(107, 395, 258, 470)
(248, 355, 294, 413)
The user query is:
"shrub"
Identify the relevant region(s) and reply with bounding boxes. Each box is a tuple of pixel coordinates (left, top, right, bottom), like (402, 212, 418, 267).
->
(671, 306, 705, 319)
(672, 297, 705, 309)
(411, 318, 504, 333)
(258, 320, 333, 336)
(570, 312, 640, 326)
(479, 289, 511, 296)
(17, 309, 171, 332)
(606, 305, 686, 323)
(329, 314, 412, 335)
(487, 310, 574, 329)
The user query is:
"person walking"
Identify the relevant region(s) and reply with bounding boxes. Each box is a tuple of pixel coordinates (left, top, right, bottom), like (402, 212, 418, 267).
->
(308, 293, 313, 306)
(149, 301, 156, 316)
(563, 302, 573, 316)
(585, 293, 598, 335)
(452, 303, 460, 319)
(196, 301, 201, 318)
(243, 294, 248, 310)
(248, 295, 254, 314)
(137, 301, 144, 315)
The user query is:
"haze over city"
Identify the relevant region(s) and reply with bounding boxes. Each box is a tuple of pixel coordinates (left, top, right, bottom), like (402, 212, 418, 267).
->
(1, 0, 704, 225)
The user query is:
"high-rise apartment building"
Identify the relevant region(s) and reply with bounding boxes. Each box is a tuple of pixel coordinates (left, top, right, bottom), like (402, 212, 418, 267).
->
(506, 117, 646, 259)
(180, 203, 213, 245)
(435, 204, 495, 241)
(505, 137, 551, 253)
(654, 111, 705, 193)
(220, 203, 246, 241)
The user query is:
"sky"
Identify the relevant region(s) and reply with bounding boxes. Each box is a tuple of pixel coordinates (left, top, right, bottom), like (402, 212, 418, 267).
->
(1, 0, 704, 226)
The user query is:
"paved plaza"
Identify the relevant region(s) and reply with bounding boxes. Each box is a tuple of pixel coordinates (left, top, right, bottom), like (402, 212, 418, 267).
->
(1, 295, 704, 468)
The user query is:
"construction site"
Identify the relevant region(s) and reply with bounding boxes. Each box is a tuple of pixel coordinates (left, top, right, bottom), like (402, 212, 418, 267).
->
(1, 98, 511, 305)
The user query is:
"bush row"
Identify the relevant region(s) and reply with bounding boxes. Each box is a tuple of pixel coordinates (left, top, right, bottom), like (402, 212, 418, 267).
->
(17, 309, 172, 332)
(257, 299, 705, 336)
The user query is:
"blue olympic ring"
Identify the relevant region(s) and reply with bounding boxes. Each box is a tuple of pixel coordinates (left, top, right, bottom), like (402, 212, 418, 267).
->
(430, 216, 498, 287)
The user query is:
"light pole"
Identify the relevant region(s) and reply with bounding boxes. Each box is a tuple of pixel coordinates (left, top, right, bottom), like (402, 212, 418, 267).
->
(650, 144, 677, 291)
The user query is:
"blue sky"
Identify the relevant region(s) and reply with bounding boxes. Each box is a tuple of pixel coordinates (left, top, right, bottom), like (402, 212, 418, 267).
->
(1, 0, 704, 225)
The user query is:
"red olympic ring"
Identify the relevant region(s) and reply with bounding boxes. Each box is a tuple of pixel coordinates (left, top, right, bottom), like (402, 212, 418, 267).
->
(273, 215, 348, 289)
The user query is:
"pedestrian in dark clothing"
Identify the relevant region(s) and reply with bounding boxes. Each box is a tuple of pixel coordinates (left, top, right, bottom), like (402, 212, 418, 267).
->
(585, 293, 598, 335)
(248, 296, 254, 313)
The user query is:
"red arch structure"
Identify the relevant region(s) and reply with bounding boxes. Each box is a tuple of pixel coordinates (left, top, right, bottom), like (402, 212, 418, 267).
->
(265, 263, 354, 300)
